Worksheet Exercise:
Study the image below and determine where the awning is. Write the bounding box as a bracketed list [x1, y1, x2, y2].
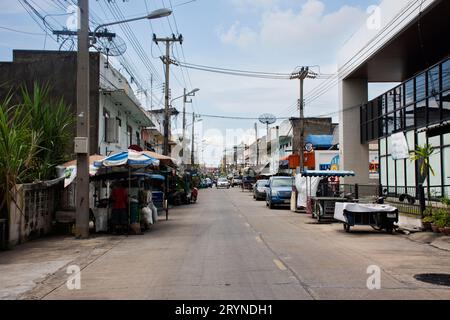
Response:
[417, 121, 450, 137]
[95, 150, 159, 168]
[91, 171, 165, 181]
[143, 150, 176, 167]
[60, 154, 106, 188]
[302, 170, 356, 177]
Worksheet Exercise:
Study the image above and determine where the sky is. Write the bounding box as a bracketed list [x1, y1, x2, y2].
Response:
[0, 0, 396, 166]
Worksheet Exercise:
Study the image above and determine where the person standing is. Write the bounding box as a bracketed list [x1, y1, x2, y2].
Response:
[110, 181, 128, 234]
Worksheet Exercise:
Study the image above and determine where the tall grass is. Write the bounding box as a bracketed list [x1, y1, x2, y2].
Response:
[0, 83, 73, 220]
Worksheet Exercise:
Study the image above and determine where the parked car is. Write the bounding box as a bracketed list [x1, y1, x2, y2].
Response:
[266, 176, 294, 209]
[205, 178, 213, 188]
[216, 177, 231, 189]
[253, 179, 269, 200]
[232, 176, 242, 187]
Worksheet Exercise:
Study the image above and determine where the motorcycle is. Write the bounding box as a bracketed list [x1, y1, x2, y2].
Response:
[191, 187, 198, 203]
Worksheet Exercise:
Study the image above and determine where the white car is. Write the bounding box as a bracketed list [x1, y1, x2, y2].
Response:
[216, 178, 230, 189]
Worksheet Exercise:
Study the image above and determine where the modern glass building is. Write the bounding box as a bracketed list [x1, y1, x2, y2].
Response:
[361, 57, 450, 197]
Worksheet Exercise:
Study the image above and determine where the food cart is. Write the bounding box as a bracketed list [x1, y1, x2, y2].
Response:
[303, 170, 357, 222]
[334, 202, 399, 233]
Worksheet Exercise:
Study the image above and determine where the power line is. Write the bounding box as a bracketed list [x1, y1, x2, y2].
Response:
[0, 26, 45, 36]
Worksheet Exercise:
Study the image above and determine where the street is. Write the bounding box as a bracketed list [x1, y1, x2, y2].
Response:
[16, 187, 449, 300]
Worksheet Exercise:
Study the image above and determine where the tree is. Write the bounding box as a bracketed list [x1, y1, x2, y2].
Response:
[410, 143, 436, 184]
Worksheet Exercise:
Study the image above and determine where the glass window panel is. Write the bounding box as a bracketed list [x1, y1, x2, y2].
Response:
[395, 85, 404, 109]
[381, 95, 387, 114]
[381, 156, 387, 186]
[387, 135, 392, 155]
[405, 79, 414, 105]
[416, 99, 427, 128]
[429, 150, 442, 192]
[388, 156, 396, 187]
[387, 113, 395, 135]
[416, 73, 426, 101]
[406, 131, 415, 151]
[428, 97, 440, 123]
[406, 156, 416, 187]
[442, 90, 450, 120]
[405, 105, 414, 128]
[428, 66, 440, 96]
[429, 135, 440, 148]
[444, 148, 450, 197]
[395, 109, 403, 131]
[387, 91, 395, 113]
[396, 160, 405, 187]
[418, 131, 426, 147]
[443, 59, 450, 91]
[444, 133, 450, 146]
[380, 138, 387, 156]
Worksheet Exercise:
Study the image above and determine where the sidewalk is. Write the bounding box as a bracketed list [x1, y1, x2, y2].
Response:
[407, 232, 450, 252]
[0, 234, 124, 300]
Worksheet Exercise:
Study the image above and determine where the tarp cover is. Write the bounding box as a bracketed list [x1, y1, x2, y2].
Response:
[306, 135, 333, 148]
[95, 150, 160, 168]
[334, 202, 398, 223]
[302, 170, 356, 177]
[295, 175, 321, 208]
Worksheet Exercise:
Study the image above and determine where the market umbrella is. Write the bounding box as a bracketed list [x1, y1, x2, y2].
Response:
[60, 154, 105, 188]
[94, 150, 160, 168]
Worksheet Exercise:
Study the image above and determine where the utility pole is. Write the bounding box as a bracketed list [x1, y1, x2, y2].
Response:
[255, 123, 259, 166]
[75, 0, 90, 238]
[182, 88, 187, 165]
[191, 112, 195, 166]
[290, 67, 317, 171]
[153, 34, 183, 156]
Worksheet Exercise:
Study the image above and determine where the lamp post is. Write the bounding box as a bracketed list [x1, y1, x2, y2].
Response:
[75, 3, 171, 238]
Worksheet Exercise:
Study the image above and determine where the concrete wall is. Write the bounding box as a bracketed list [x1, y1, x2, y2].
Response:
[0, 50, 100, 155]
[339, 78, 369, 184]
[8, 184, 55, 247]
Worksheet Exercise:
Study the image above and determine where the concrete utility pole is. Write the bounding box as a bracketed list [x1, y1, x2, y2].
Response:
[153, 34, 183, 156]
[290, 67, 317, 171]
[255, 123, 259, 166]
[182, 88, 187, 164]
[191, 112, 195, 166]
[75, 0, 90, 238]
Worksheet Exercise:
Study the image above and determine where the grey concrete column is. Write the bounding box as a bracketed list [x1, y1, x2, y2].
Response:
[339, 78, 369, 184]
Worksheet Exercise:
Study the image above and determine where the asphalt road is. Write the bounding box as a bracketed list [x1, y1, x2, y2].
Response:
[44, 187, 450, 300]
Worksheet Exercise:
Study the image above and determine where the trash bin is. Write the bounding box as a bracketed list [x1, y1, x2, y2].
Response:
[130, 199, 140, 224]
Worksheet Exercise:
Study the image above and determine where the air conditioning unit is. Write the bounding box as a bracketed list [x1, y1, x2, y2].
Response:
[106, 118, 119, 143]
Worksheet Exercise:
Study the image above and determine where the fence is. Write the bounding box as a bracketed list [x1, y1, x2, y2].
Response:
[7, 182, 58, 246]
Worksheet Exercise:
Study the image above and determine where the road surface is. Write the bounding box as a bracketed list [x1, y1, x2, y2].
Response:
[39, 188, 450, 299]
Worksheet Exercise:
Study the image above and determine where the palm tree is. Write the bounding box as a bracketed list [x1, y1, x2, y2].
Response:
[410, 143, 436, 183]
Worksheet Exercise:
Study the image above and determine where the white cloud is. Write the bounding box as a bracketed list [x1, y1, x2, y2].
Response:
[231, 0, 280, 11]
[220, 0, 367, 59]
[219, 22, 258, 49]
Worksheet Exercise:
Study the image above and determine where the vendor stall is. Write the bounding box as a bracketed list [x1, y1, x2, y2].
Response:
[303, 170, 357, 222]
[334, 202, 399, 233]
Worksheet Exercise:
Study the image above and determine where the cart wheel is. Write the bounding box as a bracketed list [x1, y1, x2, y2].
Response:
[343, 223, 351, 233]
[386, 224, 394, 234]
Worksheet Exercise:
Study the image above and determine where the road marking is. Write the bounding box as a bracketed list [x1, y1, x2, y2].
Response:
[255, 236, 262, 243]
[273, 259, 287, 271]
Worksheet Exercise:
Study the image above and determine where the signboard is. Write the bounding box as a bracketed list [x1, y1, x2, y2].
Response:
[390, 132, 410, 160]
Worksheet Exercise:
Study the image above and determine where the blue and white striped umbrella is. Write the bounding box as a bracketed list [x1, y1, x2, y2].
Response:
[94, 150, 160, 168]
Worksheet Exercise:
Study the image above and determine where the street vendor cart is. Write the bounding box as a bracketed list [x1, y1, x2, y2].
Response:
[303, 170, 357, 222]
[334, 202, 399, 233]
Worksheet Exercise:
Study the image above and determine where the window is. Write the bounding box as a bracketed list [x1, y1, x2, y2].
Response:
[428, 66, 440, 96]
[380, 138, 387, 157]
[388, 157, 396, 187]
[396, 160, 405, 187]
[416, 73, 426, 101]
[406, 155, 416, 186]
[443, 59, 450, 91]
[405, 79, 414, 105]
[442, 90, 450, 120]
[103, 109, 110, 142]
[387, 90, 395, 113]
[405, 105, 414, 128]
[395, 109, 404, 131]
[380, 156, 387, 186]
[387, 113, 395, 135]
[395, 85, 404, 109]
[428, 97, 440, 123]
[444, 147, 450, 197]
[127, 125, 132, 146]
[416, 100, 427, 128]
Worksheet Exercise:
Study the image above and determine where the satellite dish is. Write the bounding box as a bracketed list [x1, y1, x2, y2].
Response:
[96, 35, 127, 57]
[258, 113, 277, 125]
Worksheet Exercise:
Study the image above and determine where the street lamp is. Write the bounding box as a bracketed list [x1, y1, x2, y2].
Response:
[92, 8, 172, 44]
[75, 2, 171, 239]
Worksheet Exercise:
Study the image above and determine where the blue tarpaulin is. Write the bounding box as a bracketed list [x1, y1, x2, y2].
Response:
[302, 170, 356, 177]
[306, 135, 333, 149]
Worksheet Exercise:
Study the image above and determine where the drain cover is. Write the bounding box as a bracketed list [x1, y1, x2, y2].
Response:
[414, 274, 450, 286]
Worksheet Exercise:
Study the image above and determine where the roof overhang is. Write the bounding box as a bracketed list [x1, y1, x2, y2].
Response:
[341, 0, 449, 82]
[101, 89, 154, 127]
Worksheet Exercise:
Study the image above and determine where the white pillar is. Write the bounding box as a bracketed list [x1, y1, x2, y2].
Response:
[339, 78, 370, 184]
